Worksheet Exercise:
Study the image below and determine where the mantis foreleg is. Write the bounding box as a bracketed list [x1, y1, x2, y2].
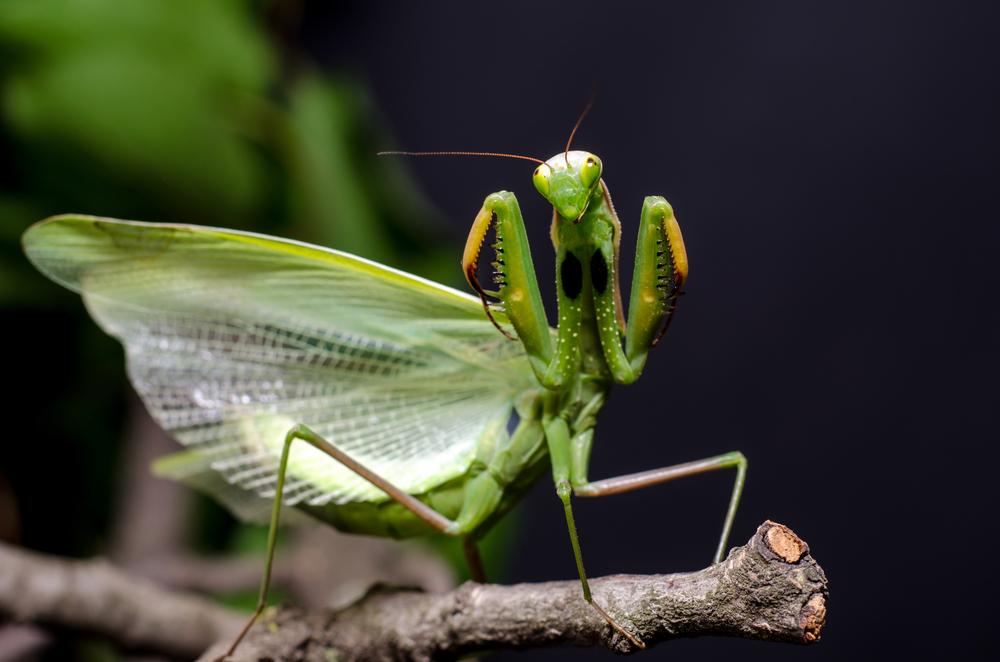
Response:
[623, 196, 687, 371]
[465, 192, 688, 389]
[464, 192, 553, 378]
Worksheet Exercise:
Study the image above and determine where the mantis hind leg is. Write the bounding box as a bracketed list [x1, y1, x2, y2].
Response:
[573, 451, 748, 564]
[212, 423, 460, 662]
[463, 536, 487, 583]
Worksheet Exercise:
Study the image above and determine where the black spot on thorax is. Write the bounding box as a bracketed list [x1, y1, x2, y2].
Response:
[561, 252, 583, 299]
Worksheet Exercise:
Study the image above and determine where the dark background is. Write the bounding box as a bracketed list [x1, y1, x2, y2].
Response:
[300, 2, 997, 660]
[3, 1, 997, 661]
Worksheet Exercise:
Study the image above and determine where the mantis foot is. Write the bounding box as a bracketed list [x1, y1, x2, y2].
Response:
[590, 599, 645, 650]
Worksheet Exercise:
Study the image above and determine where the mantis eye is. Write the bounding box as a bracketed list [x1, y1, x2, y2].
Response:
[579, 154, 602, 189]
[533, 164, 552, 197]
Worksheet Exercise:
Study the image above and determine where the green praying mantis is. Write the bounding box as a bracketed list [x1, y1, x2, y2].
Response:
[22, 122, 747, 655]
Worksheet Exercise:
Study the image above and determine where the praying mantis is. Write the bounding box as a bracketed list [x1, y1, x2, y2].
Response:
[21, 123, 747, 656]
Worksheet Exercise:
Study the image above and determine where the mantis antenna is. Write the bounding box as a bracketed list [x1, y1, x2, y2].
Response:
[377, 150, 547, 165]
[381, 91, 597, 167]
[564, 92, 595, 165]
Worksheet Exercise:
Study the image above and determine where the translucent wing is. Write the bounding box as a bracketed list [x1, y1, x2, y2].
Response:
[24, 215, 536, 512]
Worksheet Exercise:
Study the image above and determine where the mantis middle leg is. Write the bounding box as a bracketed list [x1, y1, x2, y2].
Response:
[547, 417, 747, 649]
[572, 449, 748, 565]
[560, 393, 747, 564]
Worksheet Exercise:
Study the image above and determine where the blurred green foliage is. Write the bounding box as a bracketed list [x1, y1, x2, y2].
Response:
[0, 0, 464, 568]
[0, 0, 455, 281]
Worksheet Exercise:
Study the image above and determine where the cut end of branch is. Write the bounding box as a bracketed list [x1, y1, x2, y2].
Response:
[753, 521, 826, 645]
[801, 594, 827, 643]
[763, 520, 808, 562]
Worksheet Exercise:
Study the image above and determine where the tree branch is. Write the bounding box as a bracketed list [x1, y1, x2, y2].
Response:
[0, 522, 826, 661]
[204, 521, 826, 661]
[0, 541, 244, 659]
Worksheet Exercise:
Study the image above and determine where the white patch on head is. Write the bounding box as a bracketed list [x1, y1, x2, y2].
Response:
[545, 150, 591, 171]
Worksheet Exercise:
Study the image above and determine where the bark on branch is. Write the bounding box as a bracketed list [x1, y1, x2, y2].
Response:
[213, 521, 826, 661]
[0, 521, 826, 661]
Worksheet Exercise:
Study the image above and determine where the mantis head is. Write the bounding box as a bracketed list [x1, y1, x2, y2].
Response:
[533, 150, 603, 222]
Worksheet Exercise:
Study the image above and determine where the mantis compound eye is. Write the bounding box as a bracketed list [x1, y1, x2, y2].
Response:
[533, 164, 552, 197]
[579, 154, 602, 189]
